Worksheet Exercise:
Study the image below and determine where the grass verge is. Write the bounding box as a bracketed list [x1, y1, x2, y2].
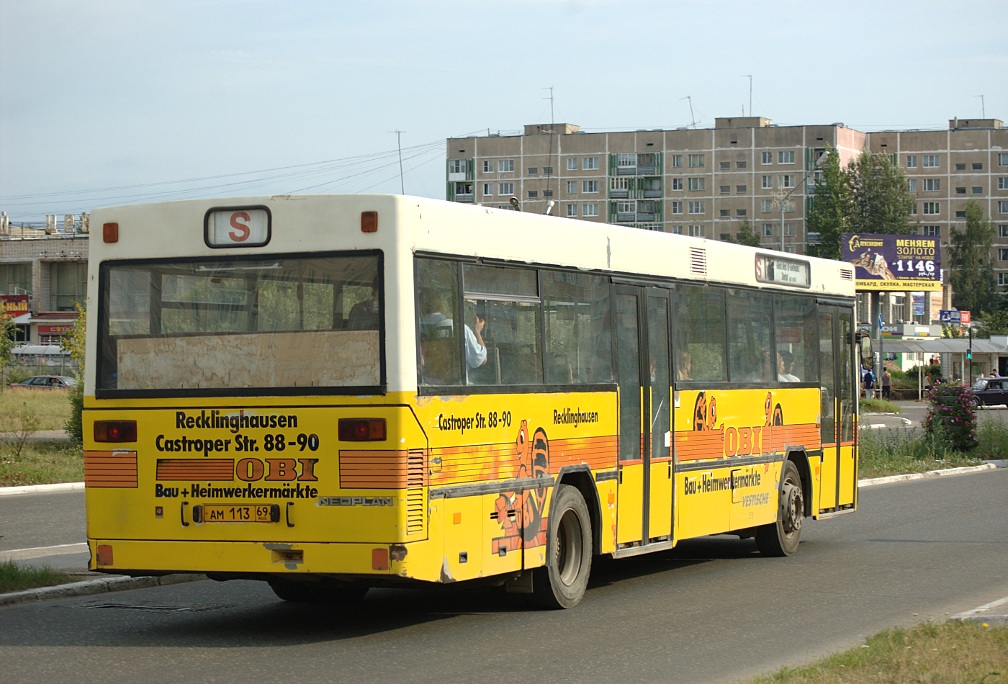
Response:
[0, 442, 83, 488]
[754, 620, 1008, 683]
[0, 389, 72, 431]
[0, 560, 80, 593]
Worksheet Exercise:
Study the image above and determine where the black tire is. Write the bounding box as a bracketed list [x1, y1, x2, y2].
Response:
[971, 396, 981, 410]
[756, 460, 804, 557]
[268, 578, 369, 604]
[530, 484, 592, 609]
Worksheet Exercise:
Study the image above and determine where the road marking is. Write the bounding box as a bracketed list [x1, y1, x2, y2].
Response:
[0, 542, 88, 561]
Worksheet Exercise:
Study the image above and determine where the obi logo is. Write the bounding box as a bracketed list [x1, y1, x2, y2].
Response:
[235, 457, 318, 482]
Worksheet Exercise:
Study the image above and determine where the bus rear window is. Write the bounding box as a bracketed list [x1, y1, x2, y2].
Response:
[97, 253, 382, 395]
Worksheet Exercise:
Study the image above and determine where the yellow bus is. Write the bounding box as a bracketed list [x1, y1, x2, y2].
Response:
[84, 194, 864, 608]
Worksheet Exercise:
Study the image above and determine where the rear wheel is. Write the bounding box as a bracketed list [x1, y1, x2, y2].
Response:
[530, 484, 592, 609]
[268, 578, 369, 604]
[756, 460, 804, 557]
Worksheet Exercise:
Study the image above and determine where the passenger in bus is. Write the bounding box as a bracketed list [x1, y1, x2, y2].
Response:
[348, 276, 379, 329]
[418, 292, 487, 382]
[778, 351, 800, 382]
[676, 349, 692, 381]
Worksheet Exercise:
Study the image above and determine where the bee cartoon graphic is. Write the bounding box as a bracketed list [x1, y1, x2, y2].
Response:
[693, 391, 717, 431]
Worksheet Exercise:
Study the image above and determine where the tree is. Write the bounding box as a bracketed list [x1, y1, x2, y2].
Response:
[0, 311, 13, 369]
[948, 200, 1000, 316]
[805, 148, 851, 259]
[845, 149, 916, 236]
[734, 218, 761, 247]
[62, 303, 86, 443]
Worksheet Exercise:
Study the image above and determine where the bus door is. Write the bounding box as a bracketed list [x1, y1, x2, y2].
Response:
[614, 287, 673, 547]
[817, 305, 857, 511]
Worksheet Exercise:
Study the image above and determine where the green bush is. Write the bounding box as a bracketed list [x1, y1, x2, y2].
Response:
[922, 382, 978, 453]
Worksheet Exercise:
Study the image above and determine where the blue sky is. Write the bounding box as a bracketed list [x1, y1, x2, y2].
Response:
[1, 0, 1005, 222]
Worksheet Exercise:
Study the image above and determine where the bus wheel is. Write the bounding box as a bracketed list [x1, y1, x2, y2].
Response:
[531, 484, 592, 609]
[268, 578, 368, 604]
[756, 460, 804, 557]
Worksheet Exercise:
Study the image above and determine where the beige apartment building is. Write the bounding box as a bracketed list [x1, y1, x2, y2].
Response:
[445, 116, 1008, 289]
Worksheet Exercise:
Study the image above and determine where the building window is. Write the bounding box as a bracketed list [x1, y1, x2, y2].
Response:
[923, 178, 941, 192]
[736, 185, 746, 194]
[719, 161, 730, 170]
[1000, 224, 1008, 238]
[482, 160, 492, 173]
[543, 166, 553, 175]
[973, 162, 983, 171]
[761, 199, 774, 212]
[955, 163, 966, 171]
[567, 158, 577, 171]
[528, 167, 538, 175]
[923, 155, 940, 168]
[908, 178, 918, 193]
[999, 273, 1008, 286]
[671, 178, 683, 191]
[688, 154, 705, 168]
[670, 225, 683, 234]
[1000, 153, 1008, 167]
[618, 201, 635, 214]
[670, 154, 683, 168]
[582, 180, 599, 194]
[688, 225, 704, 237]
[736, 209, 747, 217]
[973, 186, 983, 194]
[1000, 249, 1008, 262]
[528, 190, 538, 199]
[762, 175, 772, 189]
[923, 202, 940, 215]
[483, 183, 492, 196]
[922, 225, 940, 237]
[778, 150, 795, 164]
[610, 177, 630, 193]
[956, 186, 966, 195]
[1000, 177, 1008, 190]
[761, 151, 772, 165]
[720, 185, 730, 194]
[671, 201, 683, 214]
[955, 210, 967, 218]
[688, 201, 705, 214]
[499, 182, 514, 195]
[448, 159, 465, 174]
[783, 223, 795, 237]
[567, 181, 578, 194]
[566, 204, 577, 217]
[498, 160, 514, 173]
[617, 153, 636, 170]
[50, 262, 87, 311]
[688, 177, 705, 191]
[780, 175, 794, 189]
[583, 203, 598, 217]
[719, 209, 730, 218]
[906, 155, 917, 168]
[736, 160, 747, 169]
[762, 223, 774, 237]
[583, 157, 599, 170]
[999, 201, 1008, 214]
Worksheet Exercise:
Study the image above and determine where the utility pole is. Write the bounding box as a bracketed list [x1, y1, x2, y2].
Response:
[742, 74, 752, 116]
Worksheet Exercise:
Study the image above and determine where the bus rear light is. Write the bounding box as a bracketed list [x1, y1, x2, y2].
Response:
[103, 222, 119, 243]
[94, 420, 137, 443]
[338, 418, 386, 441]
[361, 211, 378, 233]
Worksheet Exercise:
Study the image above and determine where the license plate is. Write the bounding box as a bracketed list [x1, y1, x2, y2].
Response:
[197, 504, 279, 523]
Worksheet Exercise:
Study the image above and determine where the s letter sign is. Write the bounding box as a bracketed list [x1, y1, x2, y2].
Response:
[205, 207, 271, 248]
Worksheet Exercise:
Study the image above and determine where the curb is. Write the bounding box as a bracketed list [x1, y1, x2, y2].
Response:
[0, 573, 206, 607]
[952, 595, 1008, 627]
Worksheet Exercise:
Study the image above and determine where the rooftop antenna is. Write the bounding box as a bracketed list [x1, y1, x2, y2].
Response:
[742, 74, 752, 116]
[394, 130, 405, 194]
[976, 94, 985, 118]
[682, 96, 696, 128]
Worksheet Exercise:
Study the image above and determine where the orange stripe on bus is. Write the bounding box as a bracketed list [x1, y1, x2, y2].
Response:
[340, 450, 428, 489]
[84, 450, 138, 488]
[155, 459, 235, 481]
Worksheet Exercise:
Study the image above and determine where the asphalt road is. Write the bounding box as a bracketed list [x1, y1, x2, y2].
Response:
[0, 468, 1006, 684]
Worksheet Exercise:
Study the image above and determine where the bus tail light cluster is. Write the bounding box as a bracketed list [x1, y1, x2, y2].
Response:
[94, 420, 137, 443]
[338, 418, 386, 442]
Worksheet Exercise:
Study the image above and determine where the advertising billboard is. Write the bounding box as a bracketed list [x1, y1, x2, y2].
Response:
[841, 233, 941, 292]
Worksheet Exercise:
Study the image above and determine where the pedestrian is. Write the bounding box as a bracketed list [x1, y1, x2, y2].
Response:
[862, 367, 875, 399]
[881, 368, 892, 400]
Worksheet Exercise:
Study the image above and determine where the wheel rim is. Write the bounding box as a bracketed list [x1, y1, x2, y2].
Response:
[555, 508, 584, 587]
[781, 473, 803, 536]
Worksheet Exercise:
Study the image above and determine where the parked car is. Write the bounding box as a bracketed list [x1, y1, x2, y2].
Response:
[9, 375, 77, 390]
[970, 376, 1008, 408]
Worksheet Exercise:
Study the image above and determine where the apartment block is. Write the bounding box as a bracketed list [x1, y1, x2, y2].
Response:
[446, 117, 1008, 282]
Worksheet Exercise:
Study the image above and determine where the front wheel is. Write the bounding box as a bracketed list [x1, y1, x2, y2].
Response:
[756, 460, 804, 557]
[530, 484, 592, 609]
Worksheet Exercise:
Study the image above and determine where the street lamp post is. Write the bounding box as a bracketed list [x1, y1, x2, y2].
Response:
[770, 151, 830, 253]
